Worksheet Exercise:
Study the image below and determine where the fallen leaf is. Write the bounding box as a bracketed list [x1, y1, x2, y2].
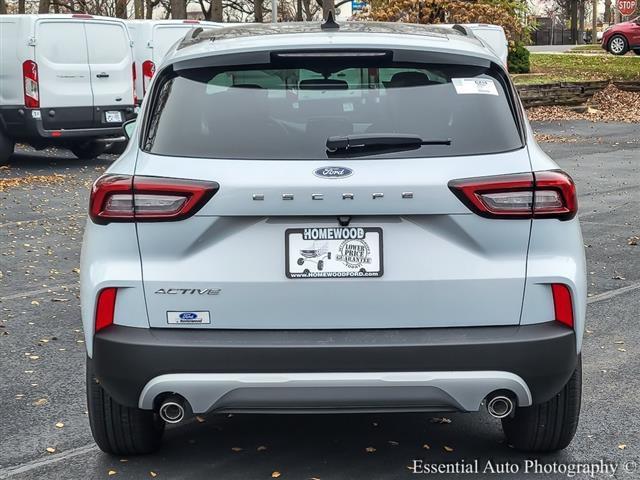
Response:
[29, 355, 39, 360]
[257, 445, 268, 451]
[119, 459, 128, 463]
[365, 446, 376, 453]
[422, 443, 431, 450]
[443, 446, 454, 452]
[614, 341, 624, 344]
[150, 472, 157, 478]
[33, 398, 48, 406]
[108, 470, 117, 476]
[429, 417, 451, 424]
[195, 416, 205, 423]
[231, 447, 243, 452]
[618, 444, 626, 450]
[46, 447, 56, 453]
[271, 472, 281, 478]
[618, 348, 627, 352]
[55, 422, 64, 428]
[387, 440, 399, 446]
[31, 300, 39, 306]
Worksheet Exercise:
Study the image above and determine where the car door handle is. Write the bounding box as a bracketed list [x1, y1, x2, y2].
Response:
[96, 73, 109, 78]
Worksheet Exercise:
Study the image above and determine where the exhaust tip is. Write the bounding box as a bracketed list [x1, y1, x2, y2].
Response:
[487, 395, 514, 419]
[159, 400, 185, 424]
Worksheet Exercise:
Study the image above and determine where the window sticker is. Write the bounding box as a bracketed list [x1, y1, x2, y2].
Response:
[452, 78, 499, 96]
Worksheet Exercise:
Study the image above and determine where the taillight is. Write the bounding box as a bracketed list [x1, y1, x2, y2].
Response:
[142, 60, 155, 95]
[448, 170, 577, 220]
[551, 284, 574, 328]
[22, 60, 39, 109]
[132, 63, 138, 105]
[89, 174, 219, 224]
[95, 287, 117, 332]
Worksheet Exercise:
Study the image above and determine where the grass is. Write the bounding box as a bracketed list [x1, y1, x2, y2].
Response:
[512, 53, 640, 85]
[570, 44, 603, 52]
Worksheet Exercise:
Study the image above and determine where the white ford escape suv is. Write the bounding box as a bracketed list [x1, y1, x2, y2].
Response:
[80, 21, 586, 455]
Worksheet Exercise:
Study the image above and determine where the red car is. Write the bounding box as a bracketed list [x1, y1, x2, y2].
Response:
[602, 17, 640, 55]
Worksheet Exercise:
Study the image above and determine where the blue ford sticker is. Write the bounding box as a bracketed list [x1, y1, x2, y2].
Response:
[167, 311, 210, 324]
[314, 166, 353, 179]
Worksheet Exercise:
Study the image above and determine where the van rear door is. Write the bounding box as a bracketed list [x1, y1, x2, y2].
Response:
[85, 20, 134, 113]
[151, 24, 193, 65]
[34, 19, 93, 128]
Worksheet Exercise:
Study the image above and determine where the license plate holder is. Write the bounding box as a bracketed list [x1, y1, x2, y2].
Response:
[285, 227, 383, 279]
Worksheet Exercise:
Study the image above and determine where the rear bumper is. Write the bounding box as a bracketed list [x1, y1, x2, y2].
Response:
[0, 106, 136, 142]
[92, 322, 577, 413]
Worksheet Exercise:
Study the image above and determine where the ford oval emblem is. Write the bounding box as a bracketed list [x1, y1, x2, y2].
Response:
[179, 312, 198, 320]
[314, 166, 353, 179]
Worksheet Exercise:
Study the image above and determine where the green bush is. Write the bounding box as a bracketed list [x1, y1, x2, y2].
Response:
[508, 42, 530, 73]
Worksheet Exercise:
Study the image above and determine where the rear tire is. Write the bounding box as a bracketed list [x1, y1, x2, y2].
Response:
[501, 356, 581, 452]
[105, 141, 128, 155]
[70, 141, 107, 160]
[86, 357, 165, 455]
[0, 129, 15, 165]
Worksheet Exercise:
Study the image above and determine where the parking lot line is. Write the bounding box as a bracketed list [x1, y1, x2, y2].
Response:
[0, 444, 98, 479]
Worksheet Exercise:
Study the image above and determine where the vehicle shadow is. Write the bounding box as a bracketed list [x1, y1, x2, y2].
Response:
[5, 148, 116, 171]
[89, 412, 578, 480]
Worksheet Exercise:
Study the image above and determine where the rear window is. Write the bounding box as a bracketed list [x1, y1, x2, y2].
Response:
[143, 56, 523, 159]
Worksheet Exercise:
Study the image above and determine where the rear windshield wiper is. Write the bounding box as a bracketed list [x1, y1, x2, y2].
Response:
[326, 134, 452, 155]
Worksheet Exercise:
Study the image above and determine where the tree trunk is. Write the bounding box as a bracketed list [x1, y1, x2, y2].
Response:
[296, 0, 302, 20]
[170, 0, 186, 19]
[116, 0, 127, 18]
[210, 0, 222, 21]
[38, 0, 51, 13]
[322, 0, 334, 20]
[0, 0, 6, 14]
[578, 0, 585, 44]
[604, 0, 611, 23]
[592, 0, 598, 44]
[146, 0, 154, 18]
[254, 0, 263, 22]
[18, 0, 26, 13]
[135, 0, 144, 18]
[570, 0, 578, 44]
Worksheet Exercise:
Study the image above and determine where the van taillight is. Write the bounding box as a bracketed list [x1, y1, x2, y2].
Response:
[22, 60, 39, 109]
[132, 63, 138, 105]
[142, 60, 155, 95]
[448, 170, 577, 220]
[89, 174, 219, 224]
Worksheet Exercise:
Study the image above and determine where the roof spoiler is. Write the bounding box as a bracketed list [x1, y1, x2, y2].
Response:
[451, 24, 476, 38]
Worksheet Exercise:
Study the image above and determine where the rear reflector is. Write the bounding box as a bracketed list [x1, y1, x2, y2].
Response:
[551, 284, 574, 328]
[89, 175, 219, 224]
[22, 60, 39, 109]
[95, 288, 117, 332]
[448, 170, 577, 220]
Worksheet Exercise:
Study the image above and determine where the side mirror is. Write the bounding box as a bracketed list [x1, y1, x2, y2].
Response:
[123, 119, 137, 140]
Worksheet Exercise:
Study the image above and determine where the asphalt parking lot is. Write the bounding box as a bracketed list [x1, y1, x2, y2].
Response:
[1, 121, 639, 479]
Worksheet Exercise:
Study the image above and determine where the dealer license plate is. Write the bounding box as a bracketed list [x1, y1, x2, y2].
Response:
[105, 111, 123, 123]
[285, 227, 383, 279]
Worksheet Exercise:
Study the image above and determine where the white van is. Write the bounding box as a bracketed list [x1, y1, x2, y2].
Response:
[127, 20, 223, 100]
[444, 24, 509, 67]
[0, 14, 136, 163]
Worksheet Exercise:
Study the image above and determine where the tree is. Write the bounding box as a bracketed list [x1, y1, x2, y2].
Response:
[365, 0, 530, 42]
[170, 0, 186, 18]
[38, 0, 50, 13]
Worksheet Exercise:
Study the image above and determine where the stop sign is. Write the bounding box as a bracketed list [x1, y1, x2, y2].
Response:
[617, 0, 637, 16]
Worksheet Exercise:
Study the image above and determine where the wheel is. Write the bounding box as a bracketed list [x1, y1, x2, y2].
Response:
[70, 141, 107, 160]
[608, 35, 628, 55]
[0, 129, 15, 165]
[105, 140, 128, 155]
[297, 258, 304, 266]
[317, 260, 324, 271]
[86, 357, 164, 455]
[501, 357, 581, 452]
